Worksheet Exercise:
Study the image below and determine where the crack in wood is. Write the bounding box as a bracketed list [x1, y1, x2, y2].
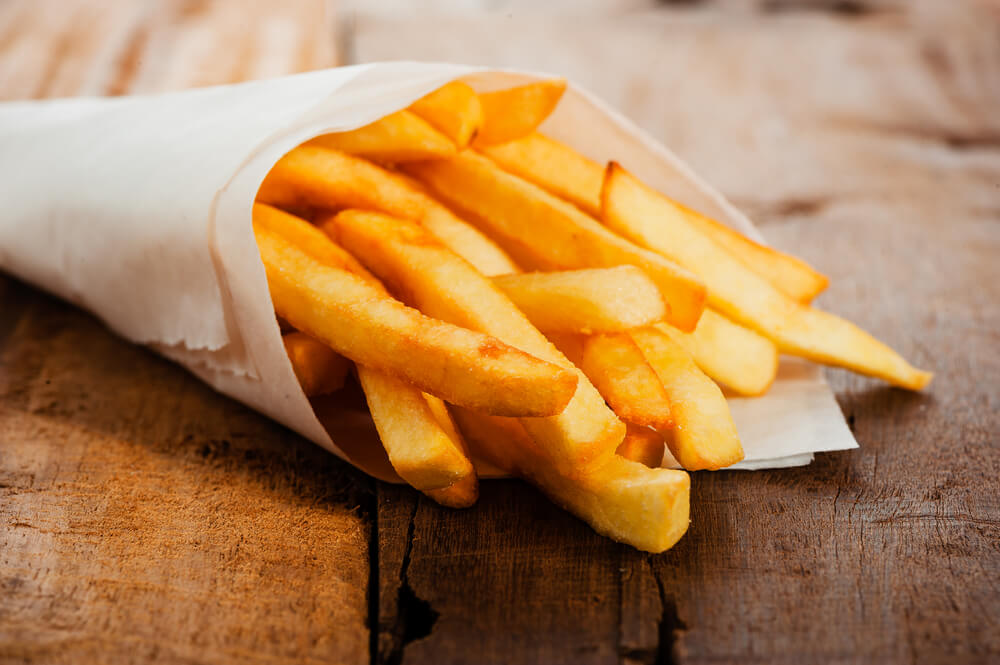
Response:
[773, 197, 831, 217]
[367, 484, 380, 665]
[873, 513, 1000, 527]
[828, 114, 1000, 152]
[615, 549, 624, 663]
[381, 497, 439, 665]
[761, 0, 886, 17]
[939, 134, 1000, 151]
[649, 556, 688, 665]
[660, 0, 892, 13]
[4, 1, 997, 662]
[619, 645, 659, 664]
[880, 126, 1000, 151]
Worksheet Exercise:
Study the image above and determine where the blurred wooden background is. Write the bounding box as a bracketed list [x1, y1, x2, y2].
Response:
[1, 1, 998, 664]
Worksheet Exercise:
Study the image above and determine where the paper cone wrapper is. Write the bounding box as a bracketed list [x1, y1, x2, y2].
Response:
[0, 62, 857, 480]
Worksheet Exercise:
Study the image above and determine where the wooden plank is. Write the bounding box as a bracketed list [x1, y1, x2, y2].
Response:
[2, 0, 997, 662]
[0, 282, 371, 665]
[376, 481, 623, 665]
[0, 3, 370, 664]
[352, 3, 1000, 663]
[0, 0, 336, 101]
[122, 0, 336, 94]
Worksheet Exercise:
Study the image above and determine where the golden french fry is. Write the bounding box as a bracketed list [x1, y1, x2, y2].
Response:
[481, 132, 602, 216]
[307, 109, 456, 163]
[404, 151, 706, 332]
[603, 164, 932, 390]
[473, 79, 567, 147]
[257, 145, 519, 276]
[616, 423, 666, 469]
[424, 393, 465, 448]
[482, 132, 826, 301]
[425, 472, 478, 508]
[357, 367, 477, 507]
[629, 327, 744, 471]
[253, 206, 577, 416]
[282, 331, 351, 396]
[676, 205, 828, 303]
[409, 80, 483, 148]
[544, 332, 586, 367]
[657, 311, 778, 397]
[491, 266, 666, 334]
[258, 204, 479, 506]
[579, 333, 673, 431]
[254, 197, 377, 279]
[325, 209, 626, 471]
[451, 407, 689, 553]
[420, 394, 480, 506]
[449, 408, 541, 476]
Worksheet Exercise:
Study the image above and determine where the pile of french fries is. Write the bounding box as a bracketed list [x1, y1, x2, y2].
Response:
[254, 79, 931, 552]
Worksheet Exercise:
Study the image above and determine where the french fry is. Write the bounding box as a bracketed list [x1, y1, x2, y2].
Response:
[629, 327, 744, 470]
[616, 423, 666, 469]
[253, 206, 577, 416]
[567, 326, 748, 469]
[282, 331, 350, 396]
[424, 393, 466, 449]
[579, 333, 673, 431]
[480, 132, 602, 216]
[257, 145, 519, 276]
[482, 132, 827, 301]
[491, 266, 666, 334]
[403, 151, 707, 332]
[425, 472, 478, 508]
[449, 408, 543, 476]
[307, 109, 456, 163]
[603, 164, 932, 390]
[450, 407, 689, 553]
[357, 367, 477, 508]
[676, 206, 828, 303]
[325, 209, 626, 470]
[254, 197, 378, 279]
[473, 79, 567, 147]
[658, 311, 778, 397]
[257, 205, 479, 506]
[545, 332, 585, 365]
[409, 80, 483, 148]
[422, 394, 481, 507]
[246, 75, 929, 551]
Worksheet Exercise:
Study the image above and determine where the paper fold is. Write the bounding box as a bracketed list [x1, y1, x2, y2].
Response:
[0, 62, 857, 477]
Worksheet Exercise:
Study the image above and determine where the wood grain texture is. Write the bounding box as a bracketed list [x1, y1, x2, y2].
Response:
[0, 2, 366, 664]
[375, 482, 624, 664]
[0, 0, 336, 100]
[0, 283, 371, 665]
[349, 1, 1000, 662]
[1, 0, 998, 663]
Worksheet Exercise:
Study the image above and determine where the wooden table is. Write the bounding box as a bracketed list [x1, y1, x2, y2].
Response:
[1, 1, 997, 663]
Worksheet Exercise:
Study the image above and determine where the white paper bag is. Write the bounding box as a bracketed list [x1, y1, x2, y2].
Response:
[0, 62, 856, 479]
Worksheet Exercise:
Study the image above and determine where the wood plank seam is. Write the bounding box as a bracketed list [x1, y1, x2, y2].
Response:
[378, 497, 440, 665]
[650, 562, 688, 665]
[368, 487, 381, 665]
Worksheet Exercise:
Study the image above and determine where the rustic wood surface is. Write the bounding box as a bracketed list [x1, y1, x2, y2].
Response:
[0, 2, 369, 665]
[1, 1, 998, 664]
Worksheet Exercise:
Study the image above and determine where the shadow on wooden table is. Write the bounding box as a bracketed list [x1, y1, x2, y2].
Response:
[0, 275, 373, 513]
[835, 381, 937, 430]
[1, 274, 375, 663]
